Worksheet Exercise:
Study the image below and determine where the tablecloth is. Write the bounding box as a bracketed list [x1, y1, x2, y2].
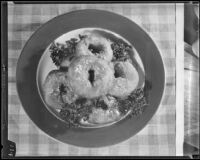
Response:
[8, 3, 176, 156]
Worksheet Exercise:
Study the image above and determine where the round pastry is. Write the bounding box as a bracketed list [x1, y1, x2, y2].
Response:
[109, 61, 139, 97]
[76, 34, 113, 61]
[67, 55, 114, 98]
[43, 70, 78, 109]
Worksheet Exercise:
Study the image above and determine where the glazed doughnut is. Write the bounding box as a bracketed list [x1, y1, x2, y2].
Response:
[67, 55, 114, 98]
[109, 61, 139, 97]
[43, 70, 78, 109]
[76, 34, 113, 61]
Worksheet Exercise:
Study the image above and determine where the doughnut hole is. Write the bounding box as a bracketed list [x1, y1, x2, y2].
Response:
[88, 44, 104, 54]
[88, 69, 95, 86]
[59, 84, 67, 94]
[114, 63, 126, 78]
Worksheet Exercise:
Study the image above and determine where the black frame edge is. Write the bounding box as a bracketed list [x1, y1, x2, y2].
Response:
[1, 1, 8, 157]
[1, 1, 16, 159]
[1, 1, 199, 158]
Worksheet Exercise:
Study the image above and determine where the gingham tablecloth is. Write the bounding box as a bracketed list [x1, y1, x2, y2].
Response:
[8, 3, 176, 156]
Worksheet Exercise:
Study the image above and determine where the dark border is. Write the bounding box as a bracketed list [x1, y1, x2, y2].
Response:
[1, 0, 199, 159]
[1, 1, 9, 158]
[6, 156, 192, 159]
[12, 1, 200, 4]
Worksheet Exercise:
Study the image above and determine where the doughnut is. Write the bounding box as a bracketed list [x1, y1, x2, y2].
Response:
[67, 55, 114, 98]
[43, 70, 78, 109]
[76, 34, 113, 61]
[87, 107, 121, 124]
[109, 61, 139, 97]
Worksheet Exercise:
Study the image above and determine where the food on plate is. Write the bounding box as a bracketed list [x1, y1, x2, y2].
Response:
[68, 55, 114, 98]
[76, 33, 113, 61]
[109, 61, 139, 97]
[50, 38, 78, 67]
[43, 70, 78, 109]
[111, 39, 132, 61]
[43, 29, 147, 127]
[87, 107, 121, 124]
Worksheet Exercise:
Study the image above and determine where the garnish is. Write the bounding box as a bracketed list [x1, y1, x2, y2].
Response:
[49, 38, 78, 66]
[117, 88, 147, 116]
[111, 41, 132, 61]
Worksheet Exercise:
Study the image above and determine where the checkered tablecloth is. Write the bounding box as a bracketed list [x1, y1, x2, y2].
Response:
[8, 3, 176, 156]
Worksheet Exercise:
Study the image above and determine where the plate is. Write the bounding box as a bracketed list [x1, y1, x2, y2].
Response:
[37, 27, 145, 128]
[16, 9, 165, 147]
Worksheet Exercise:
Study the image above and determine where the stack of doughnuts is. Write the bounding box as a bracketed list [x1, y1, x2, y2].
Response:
[43, 32, 140, 124]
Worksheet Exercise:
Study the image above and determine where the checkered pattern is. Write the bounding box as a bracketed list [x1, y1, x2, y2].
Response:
[8, 3, 176, 156]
